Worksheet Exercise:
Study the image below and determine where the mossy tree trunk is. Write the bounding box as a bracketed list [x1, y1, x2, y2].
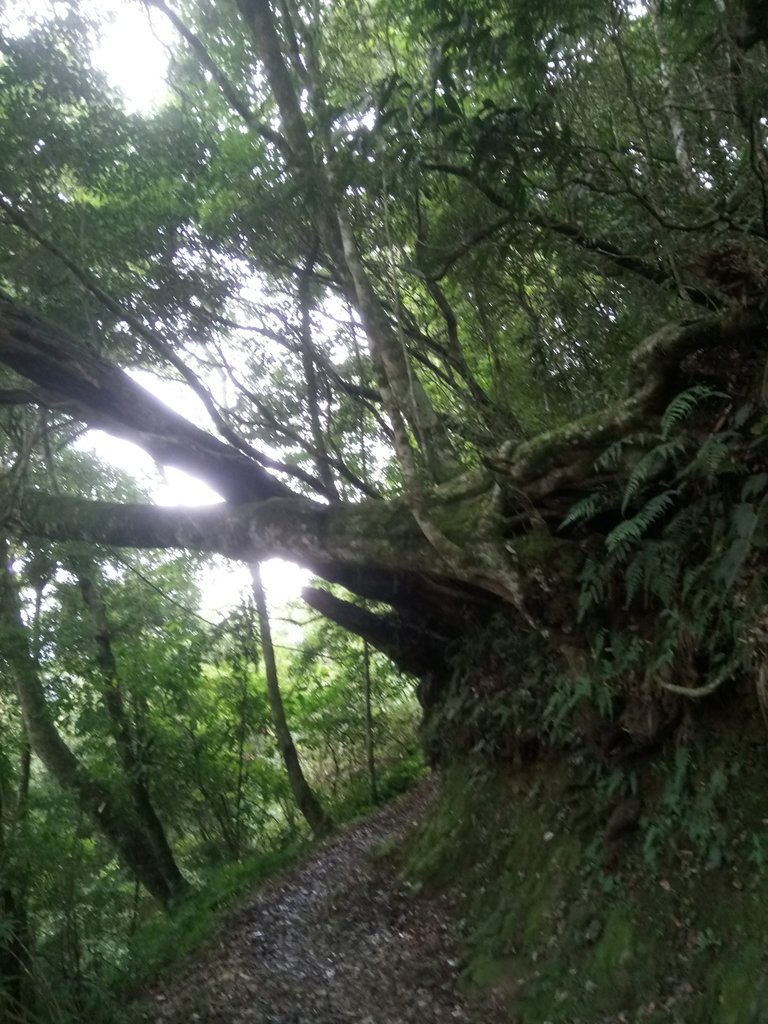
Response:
[0, 540, 188, 908]
[74, 562, 189, 900]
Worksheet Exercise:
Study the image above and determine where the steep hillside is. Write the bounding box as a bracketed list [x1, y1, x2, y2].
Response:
[406, 691, 768, 1023]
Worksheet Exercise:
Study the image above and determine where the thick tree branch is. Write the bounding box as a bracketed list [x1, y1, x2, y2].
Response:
[0, 200, 324, 493]
[493, 310, 767, 493]
[0, 296, 293, 502]
[302, 587, 447, 677]
[14, 491, 442, 578]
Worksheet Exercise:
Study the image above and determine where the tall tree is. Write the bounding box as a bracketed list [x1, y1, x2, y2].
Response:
[0, 0, 766, 757]
[0, 540, 189, 907]
[72, 560, 189, 897]
[250, 563, 332, 837]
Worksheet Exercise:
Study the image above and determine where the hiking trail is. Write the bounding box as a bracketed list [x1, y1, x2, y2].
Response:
[142, 782, 504, 1023]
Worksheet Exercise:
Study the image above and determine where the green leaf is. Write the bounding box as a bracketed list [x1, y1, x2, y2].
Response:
[661, 386, 724, 440]
[732, 502, 758, 541]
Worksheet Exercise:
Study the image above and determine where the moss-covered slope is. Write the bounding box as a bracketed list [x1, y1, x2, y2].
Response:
[404, 736, 768, 1024]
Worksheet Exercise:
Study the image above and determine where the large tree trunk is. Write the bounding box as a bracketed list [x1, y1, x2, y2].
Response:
[3, 280, 768, 755]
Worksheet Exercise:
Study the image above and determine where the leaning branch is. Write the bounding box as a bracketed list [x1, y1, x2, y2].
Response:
[14, 491, 442, 579]
[492, 310, 767, 495]
[302, 586, 445, 677]
[0, 201, 325, 494]
[0, 297, 293, 502]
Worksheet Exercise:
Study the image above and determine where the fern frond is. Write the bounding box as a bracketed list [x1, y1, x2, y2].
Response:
[622, 441, 686, 512]
[624, 540, 681, 608]
[649, 543, 681, 604]
[606, 518, 644, 558]
[561, 491, 604, 530]
[624, 551, 646, 607]
[661, 385, 727, 440]
[608, 490, 677, 558]
[577, 560, 609, 621]
[679, 432, 738, 480]
[595, 440, 625, 470]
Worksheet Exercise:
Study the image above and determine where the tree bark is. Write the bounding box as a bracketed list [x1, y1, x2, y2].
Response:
[4, 298, 767, 676]
[0, 541, 187, 907]
[74, 563, 189, 900]
[650, 0, 702, 196]
[298, 245, 339, 499]
[250, 563, 332, 838]
[0, 296, 292, 503]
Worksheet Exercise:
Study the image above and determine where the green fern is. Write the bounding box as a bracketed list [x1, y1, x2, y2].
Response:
[679, 432, 738, 479]
[624, 540, 681, 607]
[660, 385, 727, 440]
[595, 439, 625, 470]
[560, 489, 606, 529]
[622, 440, 686, 512]
[608, 489, 677, 558]
[565, 379, 765, 734]
[577, 559, 609, 621]
[623, 551, 645, 607]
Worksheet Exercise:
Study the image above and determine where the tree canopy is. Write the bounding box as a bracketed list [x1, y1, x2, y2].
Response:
[1, 0, 767, 740]
[3, 0, 768, 677]
[2, 0, 768, 1018]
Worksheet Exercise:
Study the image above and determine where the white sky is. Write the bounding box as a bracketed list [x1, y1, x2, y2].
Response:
[94, 3, 172, 112]
[0, 1, 172, 111]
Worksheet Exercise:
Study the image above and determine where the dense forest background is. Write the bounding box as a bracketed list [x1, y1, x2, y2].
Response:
[1, 0, 768, 1020]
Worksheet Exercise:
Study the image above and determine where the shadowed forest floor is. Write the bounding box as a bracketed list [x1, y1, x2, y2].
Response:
[140, 781, 504, 1023]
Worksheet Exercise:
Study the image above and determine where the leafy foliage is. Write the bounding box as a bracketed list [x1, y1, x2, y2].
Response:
[0, 0, 767, 1017]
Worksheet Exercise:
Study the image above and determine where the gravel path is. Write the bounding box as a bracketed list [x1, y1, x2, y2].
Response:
[143, 782, 504, 1024]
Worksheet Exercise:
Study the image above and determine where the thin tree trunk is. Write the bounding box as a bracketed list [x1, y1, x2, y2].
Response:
[250, 563, 332, 837]
[233, 665, 248, 861]
[74, 565, 190, 900]
[298, 243, 339, 499]
[651, 0, 700, 195]
[362, 639, 378, 804]
[0, 541, 183, 907]
[0, 774, 33, 1019]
